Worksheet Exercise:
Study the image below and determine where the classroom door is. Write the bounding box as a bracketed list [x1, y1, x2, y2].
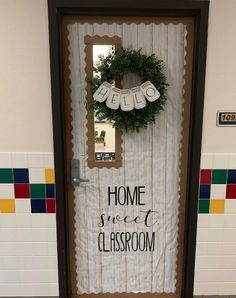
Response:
[62, 16, 194, 298]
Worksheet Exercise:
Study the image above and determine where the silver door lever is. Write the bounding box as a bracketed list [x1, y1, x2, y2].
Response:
[71, 159, 90, 187]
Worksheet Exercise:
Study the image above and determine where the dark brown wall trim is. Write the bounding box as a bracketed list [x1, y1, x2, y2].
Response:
[47, 1, 209, 298]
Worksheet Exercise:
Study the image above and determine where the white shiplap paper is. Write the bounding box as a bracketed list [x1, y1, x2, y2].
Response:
[67, 22, 187, 294]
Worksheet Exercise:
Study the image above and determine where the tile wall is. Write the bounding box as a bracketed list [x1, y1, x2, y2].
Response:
[0, 153, 58, 297]
[1, 152, 236, 296]
[0, 153, 56, 214]
[199, 168, 236, 214]
[194, 154, 236, 296]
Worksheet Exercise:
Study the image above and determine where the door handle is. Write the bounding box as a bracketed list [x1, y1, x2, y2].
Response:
[71, 159, 90, 187]
[72, 177, 90, 184]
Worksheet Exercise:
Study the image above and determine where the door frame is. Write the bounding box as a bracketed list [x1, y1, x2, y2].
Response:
[47, 1, 209, 297]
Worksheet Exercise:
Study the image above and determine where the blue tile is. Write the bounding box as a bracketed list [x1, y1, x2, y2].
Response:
[31, 199, 46, 213]
[227, 170, 236, 184]
[199, 184, 211, 199]
[13, 168, 29, 183]
[46, 184, 55, 198]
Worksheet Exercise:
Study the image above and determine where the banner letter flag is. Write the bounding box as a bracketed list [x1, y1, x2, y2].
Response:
[141, 81, 160, 102]
[120, 89, 134, 111]
[106, 87, 121, 110]
[131, 86, 146, 109]
[94, 82, 112, 102]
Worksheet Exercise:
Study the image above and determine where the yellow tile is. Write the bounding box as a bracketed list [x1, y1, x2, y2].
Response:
[45, 168, 55, 184]
[0, 199, 15, 213]
[210, 199, 225, 214]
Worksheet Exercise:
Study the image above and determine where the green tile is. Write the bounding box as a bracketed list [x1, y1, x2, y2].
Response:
[0, 168, 13, 183]
[30, 184, 46, 198]
[212, 169, 227, 184]
[198, 200, 210, 213]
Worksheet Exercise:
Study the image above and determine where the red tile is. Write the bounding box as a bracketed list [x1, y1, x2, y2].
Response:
[46, 199, 56, 213]
[226, 184, 236, 199]
[14, 184, 30, 198]
[200, 169, 212, 184]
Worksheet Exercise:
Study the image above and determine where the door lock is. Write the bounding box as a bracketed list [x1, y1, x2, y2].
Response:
[71, 159, 90, 187]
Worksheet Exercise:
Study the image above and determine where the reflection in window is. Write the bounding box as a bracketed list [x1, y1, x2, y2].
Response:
[93, 45, 116, 161]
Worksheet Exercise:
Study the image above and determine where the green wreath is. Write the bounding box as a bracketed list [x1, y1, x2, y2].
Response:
[88, 47, 168, 132]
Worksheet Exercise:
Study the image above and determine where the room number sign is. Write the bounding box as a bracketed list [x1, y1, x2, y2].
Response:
[217, 112, 236, 126]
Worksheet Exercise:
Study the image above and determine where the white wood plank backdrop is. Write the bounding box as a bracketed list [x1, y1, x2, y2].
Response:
[67, 21, 187, 294]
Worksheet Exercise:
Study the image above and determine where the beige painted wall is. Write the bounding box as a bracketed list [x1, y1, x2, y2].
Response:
[201, 0, 236, 153]
[0, 0, 53, 152]
[1, 0, 236, 154]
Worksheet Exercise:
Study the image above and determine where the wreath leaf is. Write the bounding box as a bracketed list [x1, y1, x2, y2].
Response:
[88, 47, 168, 132]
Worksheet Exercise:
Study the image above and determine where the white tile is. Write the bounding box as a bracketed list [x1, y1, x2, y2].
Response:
[28, 228, 57, 242]
[219, 242, 236, 255]
[196, 241, 236, 256]
[0, 153, 12, 167]
[46, 229, 57, 242]
[11, 153, 28, 168]
[207, 214, 225, 227]
[28, 153, 45, 168]
[198, 214, 225, 228]
[224, 214, 236, 227]
[197, 214, 209, 227]
[0, 184, 14, 198]
[47, 242, 58, 256]
[225, 200, 236, 214]
[31, 256, 58, 270]
[0, 283, 22, 297]
[221, 228, 236, 242]
[18, 270, 58, 283]
[0, 242, 56, 256]
[0, 228, 57, 242]
[29, 167, 45, 183]
[212, 154, 228, 169]
[31, 214, 56, 228]
[193, 282, 219, 296]
[197, 228, 222, 242]
[210, 184, 226, 198]
[195, 241, 208, 256]
[200, 154, 213, 169]
[218, 282, 236, 295]
[15, 199, 31, 213]
[0, 256, 57, 270]
[18, 282, 59, 296]
[0, 256, 33, 270]
[0, 214, 56, 228]
[195, 269, 236, 282]
[0, 214, 31, 228]
[44, 153, 55, 168]
[195, 255, 236, 269]
[0, 269, 58, 284]
[0, 270, 21, 283]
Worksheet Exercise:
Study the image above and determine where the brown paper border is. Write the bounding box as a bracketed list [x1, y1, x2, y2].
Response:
[62, 16, 194, 298]
[85, 35, 123, 169]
